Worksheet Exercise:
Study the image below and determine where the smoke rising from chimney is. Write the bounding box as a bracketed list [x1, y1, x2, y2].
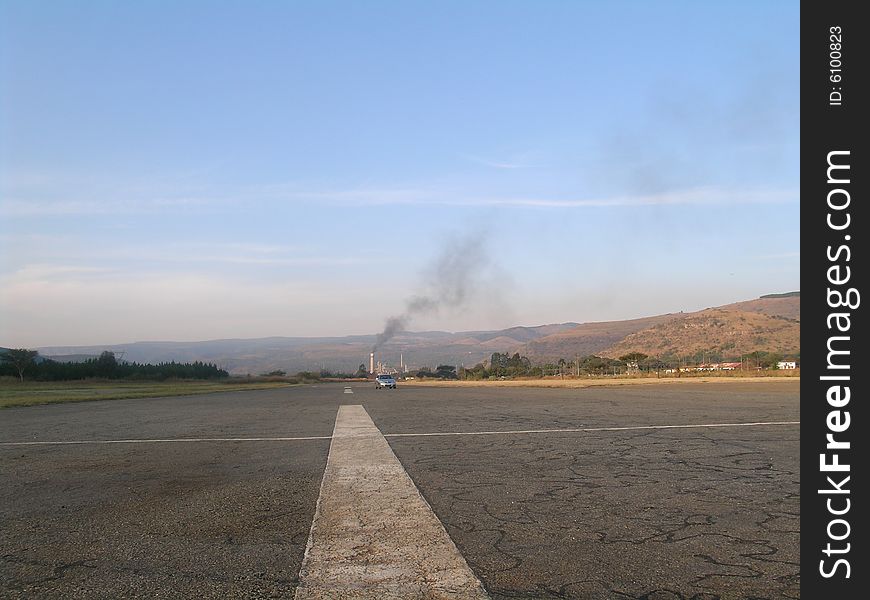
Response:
[372, 231, 490, 351]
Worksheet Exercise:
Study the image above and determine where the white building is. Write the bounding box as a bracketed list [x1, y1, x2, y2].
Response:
[777, 361, 797, 370]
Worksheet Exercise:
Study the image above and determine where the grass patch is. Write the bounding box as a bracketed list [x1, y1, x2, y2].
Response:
[0, 378, 296, 409]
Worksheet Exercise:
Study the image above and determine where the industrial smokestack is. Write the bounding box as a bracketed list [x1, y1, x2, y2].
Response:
[370, 352, 374, 375]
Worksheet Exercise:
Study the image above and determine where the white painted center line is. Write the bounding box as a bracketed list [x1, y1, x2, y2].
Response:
[294, 405, 490, 599]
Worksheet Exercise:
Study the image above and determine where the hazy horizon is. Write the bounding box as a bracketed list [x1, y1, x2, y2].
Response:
[1, 2, 799, 348]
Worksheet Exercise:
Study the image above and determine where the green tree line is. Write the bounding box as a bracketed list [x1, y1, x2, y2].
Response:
[452, 349, 798, 381]
[0, 350, 228, 381]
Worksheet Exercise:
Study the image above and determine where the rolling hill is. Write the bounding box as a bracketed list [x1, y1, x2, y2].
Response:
[517, 292, 799, 362]
[717, 293, 801, 320]
[518, 313, 688, 361]
[32, 293, 799, 374]
[598, 308, 800, 360]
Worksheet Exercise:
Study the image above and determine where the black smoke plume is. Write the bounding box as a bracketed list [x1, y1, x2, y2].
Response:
[372, 232, 489, 351]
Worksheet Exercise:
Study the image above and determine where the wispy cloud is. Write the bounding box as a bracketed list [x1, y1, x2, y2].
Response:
[282, 185, 798, 208]
[0, 199, 120, 217]
[6, 264, 119, 282]
[119, 241, 369, 267]
[0, 180, 798, 217]
[460, 154, 537, 169]
[3, 255, 367, 280]
[467, 187, 796, 207]
[0, 196, 214, 217]
[0, 239, 373, 291]
[153, 255, 365, 267]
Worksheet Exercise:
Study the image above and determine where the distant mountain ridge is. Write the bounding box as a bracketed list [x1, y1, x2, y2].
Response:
[32, 293, 799, 374]
[35, 324, 579, 376]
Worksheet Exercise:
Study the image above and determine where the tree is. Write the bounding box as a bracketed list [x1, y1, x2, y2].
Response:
[96, 351, 118, 377]
[489, 352, 509, 376]
[460, 363, 488, 380]
[1, 349, 39, 382]
[578, 355, 623, 375]
[435, 365, 458, 379]
[619, 352, 649, 363]
[296, 371, 321, 381]
[640, 356, 667, 372]
[488, 352, 532, 377]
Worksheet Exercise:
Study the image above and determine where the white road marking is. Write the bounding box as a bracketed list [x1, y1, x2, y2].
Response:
[0, 421, 800, 447]
[383, 420, 801, 438]
[0, 436, 331, 447]
[294, 405, 490, 599]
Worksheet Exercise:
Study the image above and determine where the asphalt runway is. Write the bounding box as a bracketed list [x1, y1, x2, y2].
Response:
[0, 380, 799, 599]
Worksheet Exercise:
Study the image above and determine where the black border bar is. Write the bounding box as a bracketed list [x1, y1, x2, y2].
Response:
[801, 1, 867, 596]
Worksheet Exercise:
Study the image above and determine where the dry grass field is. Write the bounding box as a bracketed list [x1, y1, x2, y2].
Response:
[405, 372, 799, 389]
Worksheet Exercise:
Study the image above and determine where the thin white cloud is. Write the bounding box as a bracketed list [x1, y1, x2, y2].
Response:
[278, 187, 432, 205]
[118, 241, 369, 267]
[0, 182, 798, 217]
[195, 242, 299, 255]
[0, 196, 213, 217]
[283, 185, 797, 208]
[480, 187, 797, 207]
[756, 251, 800, 259]
[460, 154, 535, 169]
[161, 255, 366, 266]
[2, 257, 367, 284]
[0, 236, 374, 282]
[8, 264, 118, 280]
[0, 166, 223, 217]
[0, 199, 118, 216]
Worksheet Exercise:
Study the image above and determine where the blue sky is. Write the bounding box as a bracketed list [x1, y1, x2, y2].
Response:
[0, 1, 799, 347]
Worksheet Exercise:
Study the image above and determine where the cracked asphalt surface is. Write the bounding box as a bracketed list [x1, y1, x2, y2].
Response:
[1, 380, 799, 599]
[0, 387, 338, 599]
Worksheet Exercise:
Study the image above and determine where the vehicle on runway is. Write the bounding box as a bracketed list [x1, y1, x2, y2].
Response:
[375, 374, 397, 389]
